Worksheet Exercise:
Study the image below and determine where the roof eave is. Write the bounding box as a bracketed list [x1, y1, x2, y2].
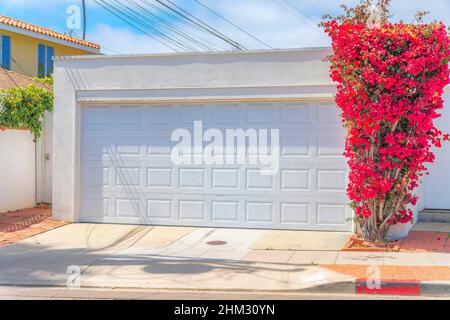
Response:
[0, 24, 100, 54]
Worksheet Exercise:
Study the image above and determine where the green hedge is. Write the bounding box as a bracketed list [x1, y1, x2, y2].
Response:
[0, 84, 53, 140]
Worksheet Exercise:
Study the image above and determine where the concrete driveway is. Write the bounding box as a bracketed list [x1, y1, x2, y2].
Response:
[0, 223, 353, 292]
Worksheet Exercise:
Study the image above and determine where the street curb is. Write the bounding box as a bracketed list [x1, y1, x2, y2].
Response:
[295, 281, 356, 294]
[354, 279, 450, 297]
[0, 279, 449, 297]
[420, 281, 450, 297]
[291, 279, 450, 297]
[356, 279, 420, 296]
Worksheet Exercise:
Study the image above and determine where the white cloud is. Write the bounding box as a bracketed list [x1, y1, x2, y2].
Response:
[83, 0, 450, 54]
[195, 0, 330, 49]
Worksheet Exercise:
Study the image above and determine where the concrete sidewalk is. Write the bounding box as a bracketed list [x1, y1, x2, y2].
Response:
[0, 223, 449, 296]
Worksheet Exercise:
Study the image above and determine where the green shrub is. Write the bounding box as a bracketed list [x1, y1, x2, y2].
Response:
[0, 85, 53, 140]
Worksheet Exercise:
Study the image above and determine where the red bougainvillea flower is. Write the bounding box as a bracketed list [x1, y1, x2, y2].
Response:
[324, 21, 450, 240]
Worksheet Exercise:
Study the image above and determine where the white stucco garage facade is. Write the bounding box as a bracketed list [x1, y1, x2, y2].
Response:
[52, 48, 450, 237]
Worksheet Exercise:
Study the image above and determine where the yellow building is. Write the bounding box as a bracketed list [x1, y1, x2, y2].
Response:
[0, 15, 100, 78]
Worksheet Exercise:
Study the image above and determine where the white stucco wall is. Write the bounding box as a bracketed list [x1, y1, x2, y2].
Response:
[53, 48, 335, 222]
[0, 129, 35, 212]
[52, 48, 446, 239]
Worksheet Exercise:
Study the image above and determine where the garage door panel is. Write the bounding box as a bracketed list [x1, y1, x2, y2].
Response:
[316, 203, 350, 226]
[281, 105, 311, 124]
[280, 202, 310, 224]
[79, 193, 109, 218]
[79, 194, 351, 231]
[317, 133, 346, 157]
[81, 135, 114, 160]
[317, 103, 342, 123]
[145, 106, 176, 125]
[80, 166, 110, 187]
[246, 107, 275, 124]
[115, 107, 143, 128]
[147, 168, 173, 188]
[80, 103, 351, 231]
[82, 106, 113, 129]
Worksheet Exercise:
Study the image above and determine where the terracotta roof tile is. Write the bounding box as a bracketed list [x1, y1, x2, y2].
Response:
[0, 15, 100, 50]
[0, 69, 52, 91]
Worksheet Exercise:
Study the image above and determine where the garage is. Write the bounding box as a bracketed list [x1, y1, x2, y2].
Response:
[52, 48, 365, 233]
[79, 102, 351, 231]
[51, 48, 448, 238]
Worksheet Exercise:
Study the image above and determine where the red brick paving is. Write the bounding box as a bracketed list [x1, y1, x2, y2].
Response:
[0, 206, 69, 246]
[399, 231, 450, 253]
[344, 230, 450, 253]
[321, 264, 450, 281]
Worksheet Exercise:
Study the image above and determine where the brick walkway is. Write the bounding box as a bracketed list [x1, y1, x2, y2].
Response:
[321, 264, 450, 281]
[343, 230, 450, 253]
[399, 231, 450, 253]
[0, 206, 69, 246]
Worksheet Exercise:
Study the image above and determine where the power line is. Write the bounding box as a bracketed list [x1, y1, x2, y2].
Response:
[93, 0, 180, 52]
[94, 0, 180, 51]
[1, 66, 19, 88]
[141, 0, 228, 50]
[280, 0, 320, 26]
[127, 0, 216, 51]
[162, 0, 246, 50]
[129, 0, 213, 51]
[193, 0, 273, 49]
[272, 0, 323, 35]
[109, 0, 197, 51]
[100, 45, 123, 55]
[11, 57, 34, 77]
[316, 0, 332, 13]
[96, 0, 226, 52]
[156, 0, 248, 50]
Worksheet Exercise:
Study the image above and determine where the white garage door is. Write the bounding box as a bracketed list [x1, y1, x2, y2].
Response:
[80, 102, 351, 231]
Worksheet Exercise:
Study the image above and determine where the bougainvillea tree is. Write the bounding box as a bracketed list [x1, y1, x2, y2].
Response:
[322, 0, 450, 242]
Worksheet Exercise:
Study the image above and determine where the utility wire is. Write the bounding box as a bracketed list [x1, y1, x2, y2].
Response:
[109, 0, 197, 51]
[127, 0, 215, 51]
[156, 0, 248, 50]
[280, 0, 320, 26]
[193, 0, 273, 49]
[11, 57, 34, 77]
[272, 0, 323, 35]
[316, 0, 332, 13]
[129, 0, 213, 51]
[101, 45, 123, 55]
[165, 0, 249, 50]
[1, 66, 19, 88]
[93, 0, 180, 52]
[141, 0, 228, 50]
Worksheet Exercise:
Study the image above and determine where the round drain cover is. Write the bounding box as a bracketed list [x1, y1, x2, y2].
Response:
[206, 240, 227, 246]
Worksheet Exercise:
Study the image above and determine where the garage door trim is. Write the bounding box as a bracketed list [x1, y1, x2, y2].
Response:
[75, 100, 353, 232]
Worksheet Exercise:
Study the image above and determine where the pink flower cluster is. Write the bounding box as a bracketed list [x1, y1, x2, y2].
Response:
[324, 21, 450, 225]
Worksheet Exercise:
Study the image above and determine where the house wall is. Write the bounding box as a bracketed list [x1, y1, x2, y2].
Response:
[0, 128, 35, 212]
[423, 89, 450, 210]
[53, 48, 335, 222]
[52, 48, 448, 239]
[0, 28, 96, 77]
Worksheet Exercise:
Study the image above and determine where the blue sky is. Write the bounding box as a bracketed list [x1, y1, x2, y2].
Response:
[2, 0, 450, 54]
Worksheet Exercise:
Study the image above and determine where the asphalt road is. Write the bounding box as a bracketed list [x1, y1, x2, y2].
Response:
[0, 286, 446, 300]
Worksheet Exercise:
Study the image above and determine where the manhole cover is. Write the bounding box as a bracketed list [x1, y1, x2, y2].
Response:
[206, 240, 227, 246]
